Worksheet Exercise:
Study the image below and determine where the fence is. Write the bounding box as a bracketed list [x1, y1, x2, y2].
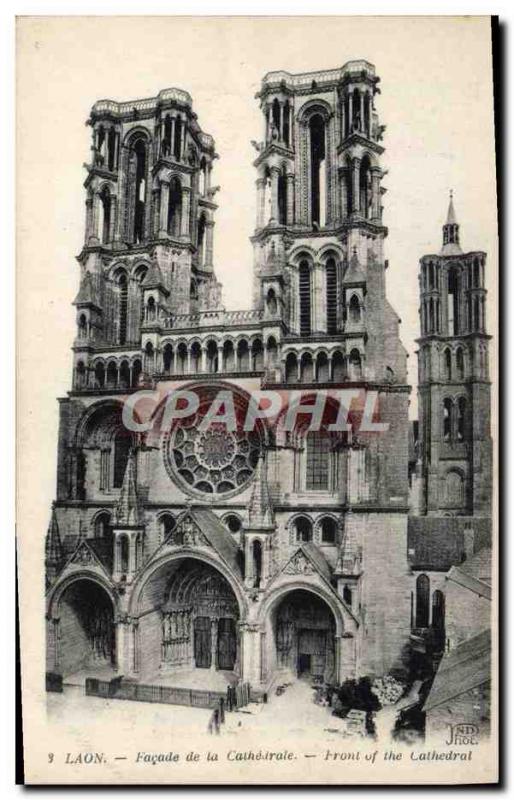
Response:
[85, 677, 226, 709]
[85, 676, 253, 737]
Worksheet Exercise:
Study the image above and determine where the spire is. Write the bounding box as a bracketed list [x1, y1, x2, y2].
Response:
[115, 449, 143, 526]
[247, 452, 275, 530]
[446, 190, 457, 225]
[441, 190, 462, 255]
[45, 507, 63, 582]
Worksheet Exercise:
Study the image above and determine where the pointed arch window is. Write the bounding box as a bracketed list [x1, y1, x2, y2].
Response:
[349, 294, 361, 325]
[163, 344, 174, 374]
[252, 540, 263, 588]
[415, 574, 430, 628]
[278, 165, 287, 225]
[456, 347, 465, 379]
[443, 348, 452, 381]
[457, 397, 467, 441]
[359, 156, 372, 219]
[309, 114, 326, 227]
[197, 213, 206, 265]
[99, 187, 111, 245]
[298, 260, 312, 336]
[448, 267, 460, 335]
[116, 272, 128, 345]
[173, 117, 182, 160]
[443, 398, 453, 442]
[113, 431, 132, 489]
[78, 314, 88, 339]
[168, 177, 182, 237]
[326, 257, 338, 334]
[132, 138, 147, 243]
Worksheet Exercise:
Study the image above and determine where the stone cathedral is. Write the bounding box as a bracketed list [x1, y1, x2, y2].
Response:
[45, 61, 492, 695]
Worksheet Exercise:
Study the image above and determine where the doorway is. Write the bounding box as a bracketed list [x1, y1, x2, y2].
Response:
[194, 616, 211, 668]
[217, 617, 237, 670]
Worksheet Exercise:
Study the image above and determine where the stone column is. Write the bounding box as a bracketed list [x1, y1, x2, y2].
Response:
[352, 158, 361, 214]
[348, 92, 353, 131]
[205, 220, 214, 268]
[340, 169, 347, 220]
[270, 167, 280, 222]
[51, 617, 60, 670]
[279, 101, 284, 142]
[85, 196, 94, 244]
[90, 192, 100, 243]
[108, 196, 117, 243]
[371, 168, 381, 221]
[181, 186, 191, 238]
[170, 115, 176, 156]
[159, 180, 169, 237]
[255, 178, 265, 227]
[210, 618, 218, 671]
[360, 92, 365, 133]
[244, 538, 254, 588]
[115, 131, 121, 169]
[201, 346, 207, 374]
[286, 173, 295, 225]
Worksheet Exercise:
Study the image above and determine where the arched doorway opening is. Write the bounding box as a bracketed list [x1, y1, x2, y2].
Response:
[54, 579, 116, 677]
[269, 589, 337, 684]
[135, 557, 242, 683]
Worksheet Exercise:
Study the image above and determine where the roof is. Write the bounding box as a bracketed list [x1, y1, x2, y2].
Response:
[407, 516, 491, 571]
[73, 271, 99, 307]
[142, 260, 168, 293]
[446, 193, 457, 225]
[423, 630, 491, 712]
[460, 546, 492, 585]
[447, 565, 492, 601]
[300, 542, 333, 583]
[188, 507, 243, 578]
[344, 248, 366, 285]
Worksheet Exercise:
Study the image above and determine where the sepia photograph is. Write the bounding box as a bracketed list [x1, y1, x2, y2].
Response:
[15, 14, 499, 785]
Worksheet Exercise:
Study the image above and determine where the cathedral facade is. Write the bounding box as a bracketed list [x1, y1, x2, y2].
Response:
[45, 61, 491, 696]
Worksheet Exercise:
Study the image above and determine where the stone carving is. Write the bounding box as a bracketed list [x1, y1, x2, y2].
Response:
[283, 551, 315, 576]
[71, 542, 94, 566]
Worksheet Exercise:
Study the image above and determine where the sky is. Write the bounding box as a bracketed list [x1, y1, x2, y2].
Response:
[17, 16, 498, 516]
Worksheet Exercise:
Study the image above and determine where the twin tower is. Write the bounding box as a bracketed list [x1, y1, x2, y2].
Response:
[74, 60, 490, 518]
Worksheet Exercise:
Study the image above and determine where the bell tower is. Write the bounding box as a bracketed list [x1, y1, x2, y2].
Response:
[417, 194, 492, 516]
[251, 61, 391, 383]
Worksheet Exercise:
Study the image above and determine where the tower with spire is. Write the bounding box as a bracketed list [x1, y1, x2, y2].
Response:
[417, 193, 492, 516]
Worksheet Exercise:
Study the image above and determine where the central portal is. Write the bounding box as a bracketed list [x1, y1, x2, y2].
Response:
[163, 560, 239, 672]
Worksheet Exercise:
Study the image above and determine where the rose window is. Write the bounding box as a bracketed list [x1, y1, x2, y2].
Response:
[162, 389, 263, 497]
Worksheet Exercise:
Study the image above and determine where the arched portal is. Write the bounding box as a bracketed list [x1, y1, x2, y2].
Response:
[50, 578, 116, 677]
[268, 589, 337, 684]
[133, 556, 243, 682]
